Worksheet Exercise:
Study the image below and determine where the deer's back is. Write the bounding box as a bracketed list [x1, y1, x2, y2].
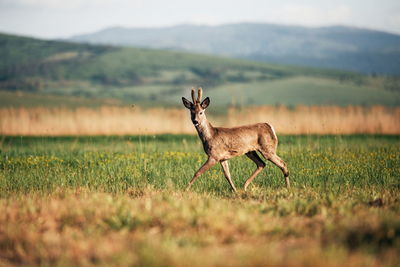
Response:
[206, 123, 277, 160]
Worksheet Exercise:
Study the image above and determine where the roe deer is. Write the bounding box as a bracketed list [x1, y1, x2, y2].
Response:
[182, 87, 289, 192]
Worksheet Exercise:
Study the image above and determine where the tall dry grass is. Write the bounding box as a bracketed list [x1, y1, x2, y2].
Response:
[1, 105, 399, 135]
[226, 105, 400, 134]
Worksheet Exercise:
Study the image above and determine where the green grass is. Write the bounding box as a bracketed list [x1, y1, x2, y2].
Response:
[0, 90, 122, 108]
[204, 76, 400, 106]
[0, 135, 399, 266]
[1, 135, 399, 194]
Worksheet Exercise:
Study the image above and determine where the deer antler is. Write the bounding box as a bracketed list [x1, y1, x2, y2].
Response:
[197, 87, 203, 103]
[191, 87, 196, 103]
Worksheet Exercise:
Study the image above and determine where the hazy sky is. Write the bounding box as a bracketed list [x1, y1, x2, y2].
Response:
[0, 0, 399, 39]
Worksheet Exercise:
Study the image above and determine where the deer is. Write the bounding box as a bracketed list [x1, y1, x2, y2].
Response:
[182, 87, 290, 192]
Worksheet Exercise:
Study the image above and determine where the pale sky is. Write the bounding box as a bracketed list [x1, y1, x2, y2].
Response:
[0, 0, 399, 39]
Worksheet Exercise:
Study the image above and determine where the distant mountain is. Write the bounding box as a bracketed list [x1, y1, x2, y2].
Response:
[2, 32, 400, 107]
[70, 23, 400, 75]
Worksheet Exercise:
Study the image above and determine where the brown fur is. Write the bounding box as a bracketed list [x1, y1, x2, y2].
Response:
[182, 88, 289, 192]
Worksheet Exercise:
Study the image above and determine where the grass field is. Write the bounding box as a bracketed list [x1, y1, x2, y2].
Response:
[0, 135, 399, 266]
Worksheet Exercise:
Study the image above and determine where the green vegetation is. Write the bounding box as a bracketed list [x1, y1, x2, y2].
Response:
[0, 90, 121, 108]
[2, 33, 400, 108]
[0, 135, 399, 265]
[207, 76, 400, 106]
[1, 135, 399, 193]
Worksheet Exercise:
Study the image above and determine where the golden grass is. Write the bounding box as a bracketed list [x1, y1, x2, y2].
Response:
[1, 105, 399, 135]
[0, 188, 398, 266]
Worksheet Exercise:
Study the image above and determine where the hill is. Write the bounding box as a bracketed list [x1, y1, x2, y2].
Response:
[1, 32, 400, 108]
[70, 23, 400, 75]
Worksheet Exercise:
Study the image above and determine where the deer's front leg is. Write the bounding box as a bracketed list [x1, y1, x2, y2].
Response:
[220, 160, 237, 192]
[186, 157, 217, 191]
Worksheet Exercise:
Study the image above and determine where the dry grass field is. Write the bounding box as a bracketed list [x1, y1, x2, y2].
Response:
[1, 105, 399, 135]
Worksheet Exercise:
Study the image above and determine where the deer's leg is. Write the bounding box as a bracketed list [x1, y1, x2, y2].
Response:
[268, 154, 290, 188]
[244, 151, 266, 191]
[186, 157, 217, 191]
[220, 160, 237, 192]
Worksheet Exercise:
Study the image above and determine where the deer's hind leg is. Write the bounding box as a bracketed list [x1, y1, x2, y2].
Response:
[220, 160, 237, 192]
[259, 150, 290, 188]
[244, 151, 266, 191]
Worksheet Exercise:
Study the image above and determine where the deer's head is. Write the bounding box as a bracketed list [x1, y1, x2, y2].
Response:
[182, 87, 210, 127]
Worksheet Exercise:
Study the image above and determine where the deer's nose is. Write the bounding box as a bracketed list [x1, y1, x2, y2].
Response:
[193, 120, 199, 125]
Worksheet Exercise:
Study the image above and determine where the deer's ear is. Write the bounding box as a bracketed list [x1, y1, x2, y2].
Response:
[182, 97, 193, 109]
[201, 97, 210, 109]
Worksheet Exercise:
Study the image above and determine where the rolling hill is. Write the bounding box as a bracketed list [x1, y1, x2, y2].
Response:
[70, 23, 400, 75]
[1, 32, 400, 108]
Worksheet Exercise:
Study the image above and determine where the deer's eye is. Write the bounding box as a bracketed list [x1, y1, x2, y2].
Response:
[199, 112, 204, 115]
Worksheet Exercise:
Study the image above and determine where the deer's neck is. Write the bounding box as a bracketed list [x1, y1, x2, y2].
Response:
[195, 119, 214, 143]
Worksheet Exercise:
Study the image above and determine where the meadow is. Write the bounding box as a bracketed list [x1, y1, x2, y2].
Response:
[0, 135, 399, 266]
[2, 28, 400, 267]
